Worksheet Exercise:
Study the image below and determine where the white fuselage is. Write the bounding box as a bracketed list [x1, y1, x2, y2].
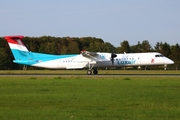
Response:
[32, 52, 174, 69]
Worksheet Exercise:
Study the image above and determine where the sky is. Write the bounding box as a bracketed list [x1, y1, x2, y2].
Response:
[1, 0, 180, 47]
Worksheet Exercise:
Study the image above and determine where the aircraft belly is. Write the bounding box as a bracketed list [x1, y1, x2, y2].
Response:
[66, 62, 87, 69]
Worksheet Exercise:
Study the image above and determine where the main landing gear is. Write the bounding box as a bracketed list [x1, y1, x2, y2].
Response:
[86, 62, 98, 75]
[87, 69, 98, 75]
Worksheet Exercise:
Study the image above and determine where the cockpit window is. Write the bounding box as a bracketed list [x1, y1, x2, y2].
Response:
[155, 55, 160, 57]
[155, 54, 164, 57]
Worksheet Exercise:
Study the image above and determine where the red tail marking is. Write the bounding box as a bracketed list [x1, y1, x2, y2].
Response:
[4, 35, 24, 45]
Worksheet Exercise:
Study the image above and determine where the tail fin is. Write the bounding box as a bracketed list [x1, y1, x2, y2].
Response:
[4, 36, 34, 63]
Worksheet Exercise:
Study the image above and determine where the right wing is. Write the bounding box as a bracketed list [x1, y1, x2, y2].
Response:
[81, 50, 99, 60]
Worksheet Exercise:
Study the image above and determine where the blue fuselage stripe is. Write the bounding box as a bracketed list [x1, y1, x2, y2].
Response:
[11, 49, 78, 65]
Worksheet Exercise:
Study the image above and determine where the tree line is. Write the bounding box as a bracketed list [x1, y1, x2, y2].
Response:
[0, 36, 179, 70]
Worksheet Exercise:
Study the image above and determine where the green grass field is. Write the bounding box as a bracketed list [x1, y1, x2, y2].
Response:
[0, 76, 180, 120]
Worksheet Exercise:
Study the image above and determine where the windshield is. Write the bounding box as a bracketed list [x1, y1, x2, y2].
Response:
[155, 54, 164, 57]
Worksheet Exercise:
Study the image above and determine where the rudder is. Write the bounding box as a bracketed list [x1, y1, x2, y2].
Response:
[4, 36, 33, 63]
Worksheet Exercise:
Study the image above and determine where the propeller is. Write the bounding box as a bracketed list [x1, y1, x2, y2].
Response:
[111, 49, 117, 65]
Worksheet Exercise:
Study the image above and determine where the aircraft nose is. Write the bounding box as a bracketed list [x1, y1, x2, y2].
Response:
[170, 59, 174, 64]
[165, 58, 174, 64]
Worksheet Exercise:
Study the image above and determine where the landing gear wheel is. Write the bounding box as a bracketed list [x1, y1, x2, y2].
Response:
[87, 70, 92, 75]
[93, 69, 98, 75]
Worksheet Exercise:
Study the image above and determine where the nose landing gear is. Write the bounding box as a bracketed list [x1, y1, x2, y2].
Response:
[164, 64, 167, 70]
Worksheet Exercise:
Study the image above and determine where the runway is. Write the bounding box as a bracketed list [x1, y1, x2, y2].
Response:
[1, 74, 180, 77]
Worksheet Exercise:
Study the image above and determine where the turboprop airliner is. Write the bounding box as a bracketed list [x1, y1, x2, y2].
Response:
[4, 35, 174, 75]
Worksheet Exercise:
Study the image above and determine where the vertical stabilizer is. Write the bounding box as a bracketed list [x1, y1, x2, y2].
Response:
[4, 36, 33, 62]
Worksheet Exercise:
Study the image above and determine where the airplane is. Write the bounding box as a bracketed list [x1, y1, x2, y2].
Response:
[4, 35, 174, 75]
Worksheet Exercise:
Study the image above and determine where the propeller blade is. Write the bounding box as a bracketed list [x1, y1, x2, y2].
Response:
[111, 48, 117, 65]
